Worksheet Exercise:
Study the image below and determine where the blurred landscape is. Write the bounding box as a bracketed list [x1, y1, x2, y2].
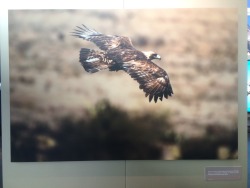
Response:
[9, 9, 238, 161]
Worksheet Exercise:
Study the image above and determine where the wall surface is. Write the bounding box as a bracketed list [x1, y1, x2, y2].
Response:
[0, 0, 247, 187]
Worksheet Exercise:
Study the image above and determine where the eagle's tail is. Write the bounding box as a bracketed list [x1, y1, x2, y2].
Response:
[79, 48, 109, 73]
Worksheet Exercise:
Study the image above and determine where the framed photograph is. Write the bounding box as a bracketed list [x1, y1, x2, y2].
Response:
[9, 9, 238, 162]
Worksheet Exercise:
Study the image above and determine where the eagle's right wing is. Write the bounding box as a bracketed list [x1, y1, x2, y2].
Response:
[123, 60, 173, 103]
[72, 25, 134, 51]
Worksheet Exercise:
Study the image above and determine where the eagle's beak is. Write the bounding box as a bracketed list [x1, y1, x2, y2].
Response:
[156, 54, 161, 60]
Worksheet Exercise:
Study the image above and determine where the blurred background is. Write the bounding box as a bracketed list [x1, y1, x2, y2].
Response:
[8, 9, 238, 161]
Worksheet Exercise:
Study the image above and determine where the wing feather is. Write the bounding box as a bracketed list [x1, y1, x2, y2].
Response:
[123, 60, 173, 103]
[72, 25, 134, 51]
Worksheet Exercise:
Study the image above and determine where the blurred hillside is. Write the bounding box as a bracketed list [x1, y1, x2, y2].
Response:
[9, 9, 238, 161]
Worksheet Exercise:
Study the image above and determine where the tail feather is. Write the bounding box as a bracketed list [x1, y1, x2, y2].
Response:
[80, 48, 109, 73]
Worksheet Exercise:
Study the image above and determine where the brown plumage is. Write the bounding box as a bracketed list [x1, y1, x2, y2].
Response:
[72, 25, 173, 102]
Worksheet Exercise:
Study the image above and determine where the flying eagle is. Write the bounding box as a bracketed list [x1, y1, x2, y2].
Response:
[72, 25, 173, 103]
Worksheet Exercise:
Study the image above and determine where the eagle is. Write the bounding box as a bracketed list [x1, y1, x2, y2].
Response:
[72, 25, 173, 103]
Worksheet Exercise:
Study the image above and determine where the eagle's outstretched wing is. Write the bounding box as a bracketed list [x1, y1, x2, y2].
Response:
[123, 60, 173, 103]
[72, 25, 134, 51]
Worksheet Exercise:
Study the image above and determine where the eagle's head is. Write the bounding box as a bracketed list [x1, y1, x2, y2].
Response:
[143, 51, 161, 61]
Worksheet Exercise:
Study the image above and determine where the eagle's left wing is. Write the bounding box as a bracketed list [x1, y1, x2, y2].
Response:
[123, 60, 173, 103]
[72, 25, 134, 51]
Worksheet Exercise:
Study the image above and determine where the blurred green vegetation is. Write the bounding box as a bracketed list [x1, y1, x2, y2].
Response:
[11, 99, 237, 162]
